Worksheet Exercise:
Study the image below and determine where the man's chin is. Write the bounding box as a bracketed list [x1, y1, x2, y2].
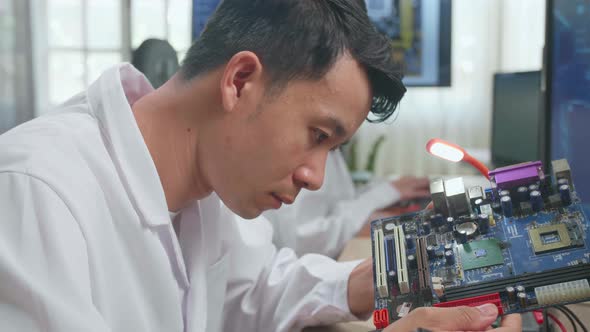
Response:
[227, 204, 263, 220]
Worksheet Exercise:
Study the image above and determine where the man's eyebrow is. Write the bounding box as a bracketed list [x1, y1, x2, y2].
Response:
[326, 116, 347, 138]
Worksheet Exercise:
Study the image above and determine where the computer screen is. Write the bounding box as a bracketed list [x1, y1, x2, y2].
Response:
[546, 0, 590, 202]
[192, 0, 220, 40]
[365, 0, 452, 86]
[491, 71, 542, 168]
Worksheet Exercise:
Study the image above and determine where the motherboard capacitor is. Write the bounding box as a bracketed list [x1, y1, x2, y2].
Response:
[530, 190, 543, 212]
[515, 285, 525, 293]
[427, 245, 438, 260]
[517, 186, 529, 202]
[506, 286, 516, 303]
[474, 199, 483, 214]
[517, 292, 527, 308]
[559, 184, 572, 206]
[529, 184, 539, 192]
[501, 195, 513, 218]
[499, 190, 510, 198]
[444, 250, 455, 266]
[477, 214, 490, 233]
[456, 230, 468, 244]
[444, 243, 453, 251]
[446, 217, 455, 230]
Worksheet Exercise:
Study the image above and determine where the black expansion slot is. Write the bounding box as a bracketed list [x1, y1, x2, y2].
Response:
[443, 263, 590, 301]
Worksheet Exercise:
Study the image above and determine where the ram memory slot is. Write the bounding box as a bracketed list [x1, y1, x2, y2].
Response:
[373, 229, 388, 298]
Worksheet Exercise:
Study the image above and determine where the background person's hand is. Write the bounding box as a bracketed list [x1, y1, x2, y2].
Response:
[392, 176, 431, 201]
[383, 304, 522, 332]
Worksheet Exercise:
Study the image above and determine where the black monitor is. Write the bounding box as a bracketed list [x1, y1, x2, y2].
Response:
[491, 71, 543, 168]
[544, 0, 590, 203]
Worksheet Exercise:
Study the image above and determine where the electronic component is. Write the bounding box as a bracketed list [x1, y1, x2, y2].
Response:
[444, 178, 471, 217]
[433, 293, 504, 315]
[416, 237, 432, 298]
[394, 225, 409, 294]
[468, 186, 484, 205]
[517, 292, 527, 308]
[474, 198, 483, 214]
[373, 228, 388, 298]
[501, 196, 513, 217]
[506, 286, 516, 303]
[372, 308, 390, 329]
[552, 159, 572, 187]
[499, 190, 510, 198]
[530, 190, 543, 212]
[430, 179, 449, 217]
[456, 222, 478, 238]
[432, 277, 445, 298]
[446, 217, 454, 229]
[488, 161, 543, 190]
[559, 184, 572, 206]
[477, 214, 490, 233]
[455, 229, 468, 244]
[534, 279, 590, 305]
[427, 245, 437, 260]
[529, 223, 584, 254]
[516, 186, 529, 202]
[458, 239, 504, 271]
[445, 250, 455, 266]
[385, 238, 397, 281]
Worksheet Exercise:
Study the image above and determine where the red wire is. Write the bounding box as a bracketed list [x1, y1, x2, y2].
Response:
[547, 312, 568, 332]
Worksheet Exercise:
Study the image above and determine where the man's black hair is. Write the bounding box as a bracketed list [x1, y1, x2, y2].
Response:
[181, 0, 406, 122]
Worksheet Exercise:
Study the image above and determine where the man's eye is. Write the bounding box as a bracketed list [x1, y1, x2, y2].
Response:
[314, 129, 330, 145]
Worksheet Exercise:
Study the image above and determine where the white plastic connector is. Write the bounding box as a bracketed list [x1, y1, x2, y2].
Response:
[534, 279, 590, 305]
[373, 229, 388, 298]
[431, 277, 445, 298]
[394, 225, 409, 294]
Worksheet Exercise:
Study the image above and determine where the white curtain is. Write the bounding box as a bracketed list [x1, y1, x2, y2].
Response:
[354, 0, 546, 177]
[0, 0, 35, 134]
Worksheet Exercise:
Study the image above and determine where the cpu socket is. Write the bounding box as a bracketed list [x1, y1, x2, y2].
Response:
[529, 224, 573, 254]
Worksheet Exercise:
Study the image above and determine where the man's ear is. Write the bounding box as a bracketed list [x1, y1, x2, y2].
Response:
[220, 51, 264, 113]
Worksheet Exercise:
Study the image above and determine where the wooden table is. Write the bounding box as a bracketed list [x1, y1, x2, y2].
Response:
[305, 237, 590, 332]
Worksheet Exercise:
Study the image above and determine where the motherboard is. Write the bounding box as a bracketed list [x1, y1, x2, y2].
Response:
[370, 159, 590, 330]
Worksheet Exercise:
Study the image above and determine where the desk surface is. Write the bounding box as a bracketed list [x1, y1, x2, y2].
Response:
[305, 237, 590, 332]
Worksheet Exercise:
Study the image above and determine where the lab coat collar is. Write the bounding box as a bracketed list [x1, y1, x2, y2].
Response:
[87, 63, 170, 227]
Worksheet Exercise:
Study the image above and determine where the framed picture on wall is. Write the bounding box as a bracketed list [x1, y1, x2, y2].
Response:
[366, 0, 452, 86]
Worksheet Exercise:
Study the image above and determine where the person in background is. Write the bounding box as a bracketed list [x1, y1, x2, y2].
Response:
[264, 149, 430, 258]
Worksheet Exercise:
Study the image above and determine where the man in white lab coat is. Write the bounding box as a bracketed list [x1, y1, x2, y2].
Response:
[264, 149, 431, 258]
[0, 0, 520, 331]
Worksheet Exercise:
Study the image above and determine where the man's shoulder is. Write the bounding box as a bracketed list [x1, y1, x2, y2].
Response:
[0, 109, 105, 189]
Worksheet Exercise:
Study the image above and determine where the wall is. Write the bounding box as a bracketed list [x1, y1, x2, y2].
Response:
[354, 0, 546, 177]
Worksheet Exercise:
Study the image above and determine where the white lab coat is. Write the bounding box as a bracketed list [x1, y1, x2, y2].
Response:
[263, 150, 400, 258]
[0, 64, 361, 332]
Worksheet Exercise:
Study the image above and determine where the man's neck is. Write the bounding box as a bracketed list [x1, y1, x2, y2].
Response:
[131, 77, 213, 212]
